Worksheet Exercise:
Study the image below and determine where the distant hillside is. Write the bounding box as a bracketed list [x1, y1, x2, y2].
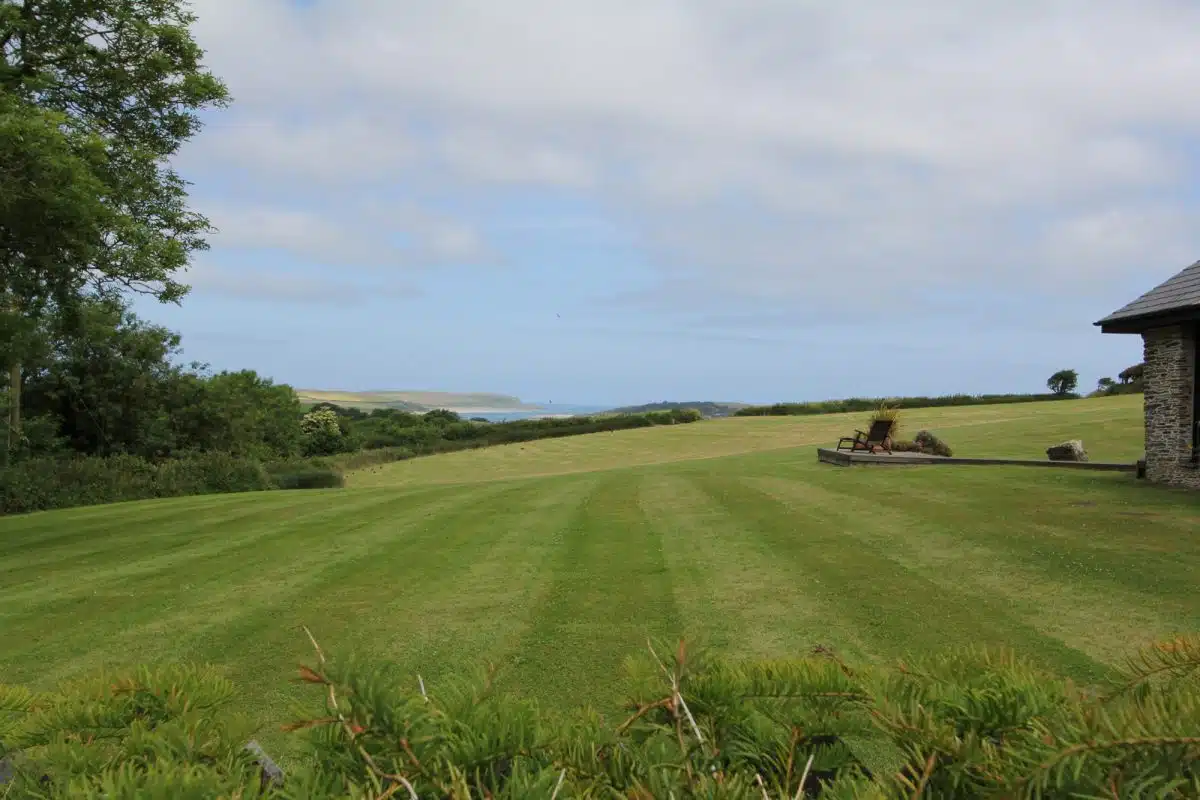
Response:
[601, 401, 750, 418]
[297, 390, 541, 413]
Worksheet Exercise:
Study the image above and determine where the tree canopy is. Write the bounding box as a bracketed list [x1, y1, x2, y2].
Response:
[1046, 369, 1078, 396]
[0, 0, 229, 308]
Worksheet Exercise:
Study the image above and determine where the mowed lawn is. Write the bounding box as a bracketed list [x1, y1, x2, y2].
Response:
[2, 394, 1198, 759]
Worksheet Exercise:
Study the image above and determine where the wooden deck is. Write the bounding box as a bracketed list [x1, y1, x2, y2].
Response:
[816, 448, 1138, 472]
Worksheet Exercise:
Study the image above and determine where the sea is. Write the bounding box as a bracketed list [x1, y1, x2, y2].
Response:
[464, 404, 611, 423]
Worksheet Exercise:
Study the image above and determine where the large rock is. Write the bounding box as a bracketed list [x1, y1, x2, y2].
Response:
[1047, 440, 1088, 462]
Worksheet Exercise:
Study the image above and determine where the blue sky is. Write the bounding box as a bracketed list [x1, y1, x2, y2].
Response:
[131, 0, 1199, 407]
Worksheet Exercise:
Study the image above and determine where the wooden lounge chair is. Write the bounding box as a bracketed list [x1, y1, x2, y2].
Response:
[836, 419, 894, 454]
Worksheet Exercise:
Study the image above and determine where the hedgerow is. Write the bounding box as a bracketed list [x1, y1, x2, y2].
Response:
[1, 632, 1196, 798]
[735, 394, 1080, 417]
[0, 453, 343, 515]
[324, 408, 705, 464]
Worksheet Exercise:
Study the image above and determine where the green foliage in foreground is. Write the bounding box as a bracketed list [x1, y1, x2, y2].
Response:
[2, 634, 1197, 798]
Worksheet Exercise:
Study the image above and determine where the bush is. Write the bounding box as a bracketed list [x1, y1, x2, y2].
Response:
[914, 429, 953, 457]
[891, 430, 954, 457]
[153, 452, 274, 496]
[2, 634, 1197, 797]
[300, 408, 349, 457]
[327, 447, 415, 471]
[264, 459, 345, 490]
[0, 452, 277, 515]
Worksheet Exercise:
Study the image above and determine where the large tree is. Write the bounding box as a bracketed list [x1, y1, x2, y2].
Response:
[1046, 369, 1079, 396]
[0, 0, 229, 456]
[0, 92, 112, 459]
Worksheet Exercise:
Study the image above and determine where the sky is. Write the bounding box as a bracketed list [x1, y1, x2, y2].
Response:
[131, 0, 1200, 407]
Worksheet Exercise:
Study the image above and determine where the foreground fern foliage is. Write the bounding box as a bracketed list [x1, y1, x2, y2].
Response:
[1, 633, 1197, 798]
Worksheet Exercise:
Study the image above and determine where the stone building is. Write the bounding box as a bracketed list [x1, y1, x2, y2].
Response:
[1096, 260, 1200, 489]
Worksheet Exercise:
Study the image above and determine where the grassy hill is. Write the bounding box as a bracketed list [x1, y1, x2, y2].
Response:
[296, 389, 540, 413]
[4, 394, 1194, 763]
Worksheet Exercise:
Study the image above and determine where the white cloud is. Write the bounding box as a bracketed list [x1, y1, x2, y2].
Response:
[437, 130, 596, 188]
[180, 0, 1200, 311]
[184, 260, 417, 306]
[192, 115, 416, 184]
[199, 202, 492, 271]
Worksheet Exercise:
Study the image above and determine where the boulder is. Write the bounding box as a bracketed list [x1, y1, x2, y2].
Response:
[1047, 440, 1088, 462]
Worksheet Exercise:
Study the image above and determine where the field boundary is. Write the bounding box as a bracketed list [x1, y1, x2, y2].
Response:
[816, 448, 1138, 472]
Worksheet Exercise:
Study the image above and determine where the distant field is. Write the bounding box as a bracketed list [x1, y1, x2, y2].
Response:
[4, 394, 1196, 763]
[296, 389, 540, 412]
[349, 394, 1147, 488]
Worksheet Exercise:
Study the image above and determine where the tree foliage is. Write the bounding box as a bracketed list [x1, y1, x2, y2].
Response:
[0, 92, 110, 318]
[0, 0, 230, 307]
[16, 297, 302, 461]
[300, 408, 349, 457]
[1045, 370, 1078, 397]
[1119, 363, 1146, 385]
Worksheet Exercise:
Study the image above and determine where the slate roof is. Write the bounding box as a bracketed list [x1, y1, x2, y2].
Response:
[1095, 260, 1200, 331]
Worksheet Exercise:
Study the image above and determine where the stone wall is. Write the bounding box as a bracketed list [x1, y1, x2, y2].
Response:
[1142, 324, 1200, 489]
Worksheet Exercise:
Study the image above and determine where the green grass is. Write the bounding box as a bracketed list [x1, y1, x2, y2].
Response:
[3, 394, 1197, 761]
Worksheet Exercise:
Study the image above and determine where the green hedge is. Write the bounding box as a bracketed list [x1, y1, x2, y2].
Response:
[0, 453, 343, 515]
[1, 633, 1196, 798]
[735, 393, 1080, 417]
[341, 409, 704, 466]
[263, 459, 346, 490]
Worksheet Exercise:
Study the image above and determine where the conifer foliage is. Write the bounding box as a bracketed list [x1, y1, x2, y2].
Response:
[1, 633, 1197, 798]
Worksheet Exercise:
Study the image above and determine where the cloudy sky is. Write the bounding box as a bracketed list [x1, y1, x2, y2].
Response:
[138, 0, 1195, 406]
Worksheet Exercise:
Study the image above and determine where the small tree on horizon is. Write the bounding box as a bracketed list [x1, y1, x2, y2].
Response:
[1047, 369, 1079, 396]
[1097, 376, 1116, 394]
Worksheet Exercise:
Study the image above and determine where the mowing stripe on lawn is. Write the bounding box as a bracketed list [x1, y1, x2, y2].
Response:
[690, 474, 1114, 683]
[161, 478, 597, 756]
[293, 475, 601, 681]
[0, 489, 447, 628]
[507, 472, 684, 713]
[638, 474, 873, 661]
[775, 464, 1200, 621]
[0, 491, 359, 605]
[2, 484, 511, 687]
[745, 475, 1191, 669]
[0, 491, 341, 585]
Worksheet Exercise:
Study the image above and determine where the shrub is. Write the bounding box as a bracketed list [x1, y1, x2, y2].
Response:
[0, 452, 277, 515]
[891, 431, 954, 457]
[153, 452, 274, 496]
[2, 633, 1197, 797]
[264, 458, 345, 490]
[267, 465, 345, 490]
[914, 429, 953, 457]
[327, 447, 415, 471]
[300, 408, 348, 457]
